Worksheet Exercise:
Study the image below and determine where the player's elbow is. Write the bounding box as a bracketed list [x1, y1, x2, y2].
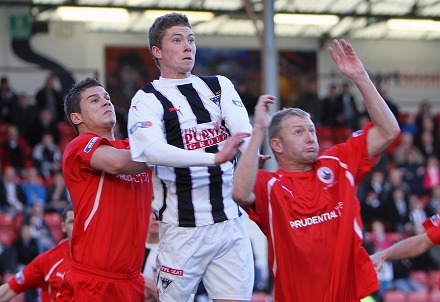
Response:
[232, 189, 255, 206]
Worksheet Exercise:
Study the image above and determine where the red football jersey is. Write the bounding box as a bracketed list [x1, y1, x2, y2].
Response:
[62, 133, 152, 274]
[246, 124, 379, 301]
[8, 239, 71, 302]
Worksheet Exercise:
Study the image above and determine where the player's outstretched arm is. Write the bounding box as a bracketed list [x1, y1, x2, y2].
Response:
[370, 233, 435, 272]
[233, 95, 275, 205]
[328, 39, 400, 158]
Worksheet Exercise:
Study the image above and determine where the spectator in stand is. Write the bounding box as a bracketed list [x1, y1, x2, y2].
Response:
[361, 189, 385, 230]
[399, 146, 426, 196]
[414, 100, 439, 138]
[409, 195, 432, 228]
[358, 170, 386, 204]
[415, 128, 440, 161]
[295, 79, 321, 125]
[32, 132, 62, 180]
[393, 132, 422, 166]
[8, 93, 38, 139]
[423, 155, 440, 193]
[363, 220, 394, 301]
[382, 167, 412, 202]
[35, 74, 65, 122]
[0, 166, 26, 216]
[0, 76, 18, 123]
[45, 170, 70, 214]
[0, 124, 33, 174]
[0, 241, 17, 276]
[26, 108, 61, 148]
[24, 202, 55, 252]
[383, 186, 412, 234]
[20, 166, 46, 208]
[320, 83, 339, 127]
[426, 185, 440, 214]
[376, 84, 400, 125]
[335, 82, 359, 130]
[12, 223, 40, 302]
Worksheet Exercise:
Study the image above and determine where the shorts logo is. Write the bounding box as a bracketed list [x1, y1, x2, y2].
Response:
[161, 265, 183, 276]
[84, 137, 98, 153]
[161, 277, 174, 292]
[129, 121, 153, 135]
[232, 100, 244, 107]
[317, 167, 334, 184]
[15, 271, 25, 284]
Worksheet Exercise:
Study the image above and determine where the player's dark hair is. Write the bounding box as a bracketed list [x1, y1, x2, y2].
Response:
[62, 204, 73, 222]
[64, 77, 103, 134]
[148, 12, 192, 68]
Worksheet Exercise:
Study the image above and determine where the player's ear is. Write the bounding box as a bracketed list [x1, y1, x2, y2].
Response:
[270, 137, 283, 154]
[70, 112, 82, 125]
[151, 45, 162, 60]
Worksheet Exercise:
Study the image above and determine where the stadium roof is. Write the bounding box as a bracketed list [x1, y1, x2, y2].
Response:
[2, 0, 440, 40]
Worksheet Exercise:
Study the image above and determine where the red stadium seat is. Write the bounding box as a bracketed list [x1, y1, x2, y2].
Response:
[383, 290, 407, 302]
[44, 212, 65, 243]
[0, 213, 14, 226]
[429, 271, 440, 291]
[429, 289, 440, 302]
[407, 291, 428, 302]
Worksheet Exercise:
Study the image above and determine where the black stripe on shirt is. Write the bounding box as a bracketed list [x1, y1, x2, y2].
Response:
[177, 83, 211, 124]
[142, 83, 196, 226]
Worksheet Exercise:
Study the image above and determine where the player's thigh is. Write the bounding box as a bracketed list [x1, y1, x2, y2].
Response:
[203, 218, 254, 301]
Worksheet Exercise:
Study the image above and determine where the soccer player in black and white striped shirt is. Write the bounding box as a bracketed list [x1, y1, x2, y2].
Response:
[128, 12, 263, 302]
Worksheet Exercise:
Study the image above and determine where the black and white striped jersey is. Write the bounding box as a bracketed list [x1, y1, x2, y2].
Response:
[128, 75, 252, 227]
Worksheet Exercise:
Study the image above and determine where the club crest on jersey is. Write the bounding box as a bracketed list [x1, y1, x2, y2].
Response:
[84, 137, 98, 153]
[317, 167, 334, 184]
[161, 277, 174, 292]
[210, 93, 221, 107]
[15, 271, 25, 284]
[232, 99, 245, 107]
[129, 121, 153, 135]
[430, 214, 440, 227]
[352, 129, 363, 137]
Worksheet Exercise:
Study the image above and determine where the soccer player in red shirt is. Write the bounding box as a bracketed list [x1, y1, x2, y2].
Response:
[371, 213, 440, 289]
[0, 204, 74, 301]
[60, 77, 153, 302]
[232, 39, 400, 302]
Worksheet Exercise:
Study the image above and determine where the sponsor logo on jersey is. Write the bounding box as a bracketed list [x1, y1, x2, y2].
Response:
[289, 202, 344, 229]
[161, 277, 174, 292]
[169, 106, 182, 115]
[182, 123, 228, 150]
[352, 130, 363, 137]
[15, 271, 25, 284]
[317, 167, 334, 184]
[116, 172, 151, 183]
[131, 100, 141, 111]
[161, 265, 183, 276]
[84, 137, 98, 153]
[129, 121, 153, 135]
[232, 99, 245, 107]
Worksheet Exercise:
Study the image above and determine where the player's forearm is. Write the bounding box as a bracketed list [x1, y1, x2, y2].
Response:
[232, 126, 265, 205]
[140, 141, 216, 167]
[354, 76, 400, 140]
[0, 284, 18, 301]
[380, 234, 434, 261]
